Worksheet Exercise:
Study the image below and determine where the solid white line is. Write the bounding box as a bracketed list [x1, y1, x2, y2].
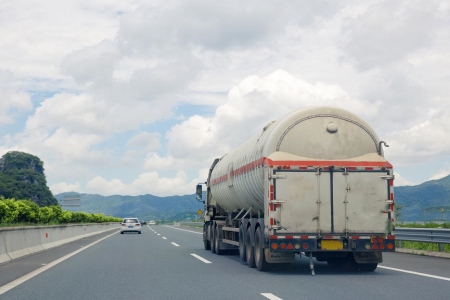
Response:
[261, 293, 283, 300]
[378, 266, 450, 281]
[164, 225, 202, 234]
[162, 237, 167, 240]
[0, 230, 118, 295]
[190, 254, 211, 264]
[171, 242, 180, 247]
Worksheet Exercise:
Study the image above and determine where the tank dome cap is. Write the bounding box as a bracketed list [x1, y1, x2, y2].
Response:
[326, 122, 338, 133]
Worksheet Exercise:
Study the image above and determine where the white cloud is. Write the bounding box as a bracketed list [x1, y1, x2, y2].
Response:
[394, 172, 416, 187]
[2, 0, 450, 197]
[166, 69, 379, 162]
[429, 169, 450, 181]
[144, 153, 175, 170]
[85, 171, 191, 196]
[341, 0, 439, 71]
[126, 132, 161, 152]
[386, 109, 450, 165]
[50, 182, 82, 195]
[0, 70, 33, 124]
[0, 0, 124, 84]
[61, 40, 120, 88]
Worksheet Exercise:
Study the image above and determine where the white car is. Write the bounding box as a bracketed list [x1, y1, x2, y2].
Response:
[149, 220, 156, 225]
[120, 218, 142, 234]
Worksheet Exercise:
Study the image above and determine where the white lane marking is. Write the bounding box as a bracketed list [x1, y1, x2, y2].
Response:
[0, 230, 118, 295]
[171, 242, 180, 247]
[261, 293, 283, 300]
[164, 225, 202, 234]
[378, 266, 450, 281]
[162, 237, 167, 240]
[190, 254, 211, 264]
[157, 234, 160, 236]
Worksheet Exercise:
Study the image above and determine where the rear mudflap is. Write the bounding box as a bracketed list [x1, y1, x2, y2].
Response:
[353, 251, 383, 263]
[264, 249, 295, 263]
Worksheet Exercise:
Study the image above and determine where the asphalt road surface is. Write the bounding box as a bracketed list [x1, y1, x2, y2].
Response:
[1, 225, 449, 300]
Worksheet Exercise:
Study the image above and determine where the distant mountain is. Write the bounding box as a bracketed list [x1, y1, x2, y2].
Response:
[0, 151, 58, 206]
[55, 193, 204, 221]
[55, 174, 450, 222]
[396, 175, 450, 222]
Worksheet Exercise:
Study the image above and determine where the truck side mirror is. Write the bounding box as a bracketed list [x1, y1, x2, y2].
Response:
[196, 184, 202, 201]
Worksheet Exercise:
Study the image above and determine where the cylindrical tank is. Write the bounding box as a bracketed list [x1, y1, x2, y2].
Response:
[208, 106, 384, 213]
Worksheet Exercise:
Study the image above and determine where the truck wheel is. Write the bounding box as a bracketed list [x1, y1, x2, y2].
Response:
[359, 263, 378, 272]
[254, 227, 268, 271]
[203, 224, 211, 250]
[342, 254, 358, 271]
[246, 227, 255, 268]
[239, 225, 246, 262]
[327, 258, 341, 269]
[210, 224, 216, 253]
[214, 226, 222, 255]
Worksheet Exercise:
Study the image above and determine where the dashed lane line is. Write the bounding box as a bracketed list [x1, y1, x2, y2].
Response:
[190, 254, 211, 264]
[171, 242, 180, 247]
[261, 293, 283, 300]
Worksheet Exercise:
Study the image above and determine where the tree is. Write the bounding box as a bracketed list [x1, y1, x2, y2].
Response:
[0, 151, 58, 206]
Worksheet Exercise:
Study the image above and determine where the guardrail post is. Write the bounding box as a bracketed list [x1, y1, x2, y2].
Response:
[439, 243, 443, 252]
[398, 240, 402, 248]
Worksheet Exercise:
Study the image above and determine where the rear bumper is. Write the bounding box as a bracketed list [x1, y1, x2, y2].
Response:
[268, 235, 395, 253]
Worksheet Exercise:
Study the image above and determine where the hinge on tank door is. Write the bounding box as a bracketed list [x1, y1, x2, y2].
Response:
[315, 167, 322, 175]
[269, 174, 287, 179]
[270, 200, 286, 204]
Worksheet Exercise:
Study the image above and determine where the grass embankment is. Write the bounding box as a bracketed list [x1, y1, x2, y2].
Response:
[397, 222, 450, 253]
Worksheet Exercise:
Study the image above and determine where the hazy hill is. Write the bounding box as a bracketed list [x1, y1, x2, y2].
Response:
[396, 175, 450, 222]
[0, 151, 58, 206]
[55, 174, 450, 222]
[55, 193, 204, 221]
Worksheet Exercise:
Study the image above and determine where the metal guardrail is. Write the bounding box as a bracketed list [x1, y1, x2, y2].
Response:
[395, 227, 450, 252]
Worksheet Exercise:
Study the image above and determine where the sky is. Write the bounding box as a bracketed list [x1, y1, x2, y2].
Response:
[1, 0, 450, 197]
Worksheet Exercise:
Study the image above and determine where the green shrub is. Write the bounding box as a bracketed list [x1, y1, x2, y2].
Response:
[0, 198, 19, 224]
[15, 200, 40, 223]
[0, 197, 121, 226]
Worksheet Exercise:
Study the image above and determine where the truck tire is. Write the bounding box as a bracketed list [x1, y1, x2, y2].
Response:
[210, 224, 216, 253]
[342, 254, 358, 271]
[327, 258, 341, 269]
[214, 226, 222, 255]
[239, 224, 246, 262]
[203, 224, 211, 250]
[359, 263, 378, 272]
[246, 227, 256, 268]
[254, 226, 268, 271]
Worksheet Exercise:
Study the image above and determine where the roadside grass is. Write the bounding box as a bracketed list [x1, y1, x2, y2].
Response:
[397, 241, 450, 253]
[396, 222, 450, 253]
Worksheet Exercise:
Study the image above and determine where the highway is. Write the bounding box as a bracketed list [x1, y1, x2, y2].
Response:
[1, 225, 449, 300]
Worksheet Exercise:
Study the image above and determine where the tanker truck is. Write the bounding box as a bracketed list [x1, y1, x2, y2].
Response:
[195, 106, 395, 274]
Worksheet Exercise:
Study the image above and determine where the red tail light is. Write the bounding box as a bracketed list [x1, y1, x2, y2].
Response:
[135, 223, 141, 226]
[121, 224, 126, 226]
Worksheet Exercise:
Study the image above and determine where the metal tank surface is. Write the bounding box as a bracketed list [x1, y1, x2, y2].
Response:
[208, 106, 386, 213]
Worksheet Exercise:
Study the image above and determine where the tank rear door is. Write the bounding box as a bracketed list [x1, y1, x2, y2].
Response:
[332, 170, 390, 234]
[272, 169, 331, 234]
[271, 167, 391, 235]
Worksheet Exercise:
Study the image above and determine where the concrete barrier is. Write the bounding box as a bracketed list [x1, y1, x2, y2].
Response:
[0, 223, 118, 265]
